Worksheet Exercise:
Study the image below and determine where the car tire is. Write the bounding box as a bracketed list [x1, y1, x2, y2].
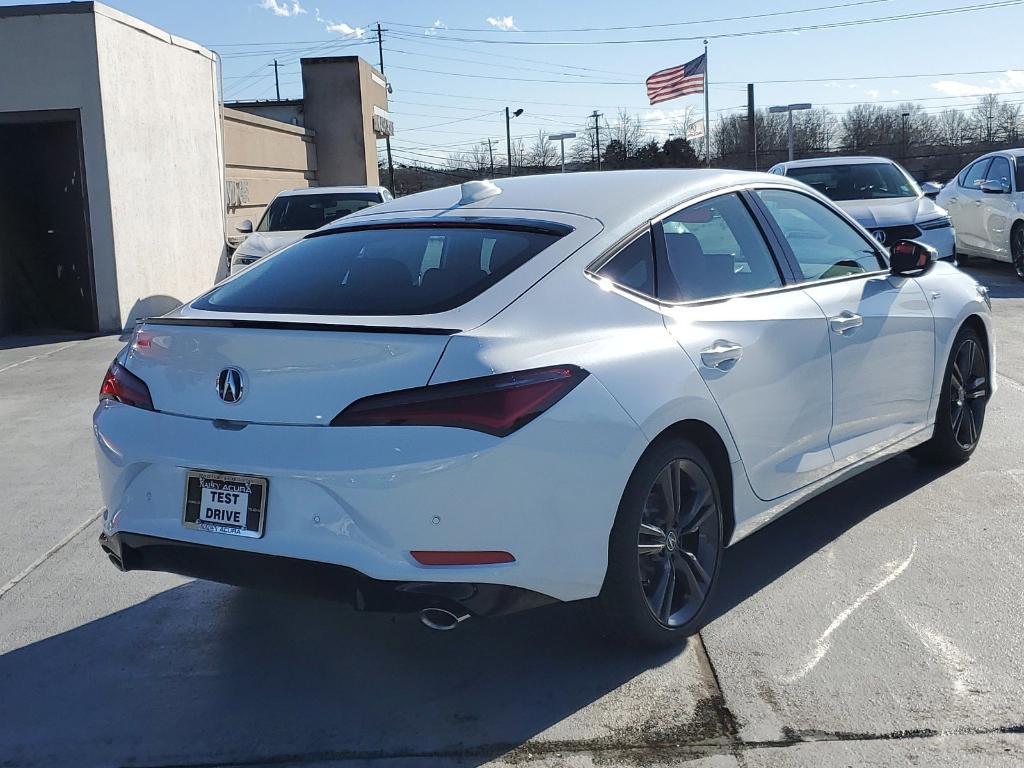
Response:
[594, 437, 724, 647]
[913, 325, 989, 465]
[1012, 223, 1024, 282]
[955, 249, 969, 268]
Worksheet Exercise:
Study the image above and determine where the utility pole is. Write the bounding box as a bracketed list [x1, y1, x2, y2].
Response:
[375, 22, 395, 194]
[271, 59, 281, 101]
[485, 138, 495, 176]
[901, 111, 910, 159]
[591, 110, 603, 171]
[747, 83, 757, 171]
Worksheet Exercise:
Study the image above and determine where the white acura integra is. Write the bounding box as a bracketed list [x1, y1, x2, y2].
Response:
[96, 170, 994, 645]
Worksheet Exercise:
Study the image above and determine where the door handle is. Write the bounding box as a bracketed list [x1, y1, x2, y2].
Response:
[700, 340, 743, 371]
[829, 311, 863, 335]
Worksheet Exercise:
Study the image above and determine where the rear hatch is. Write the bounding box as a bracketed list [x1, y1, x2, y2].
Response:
[126, 321, 450, 425]
[124, 210, 600, 425]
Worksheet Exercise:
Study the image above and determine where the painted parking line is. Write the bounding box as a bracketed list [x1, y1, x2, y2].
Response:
[0, 342, 80, 375]
[0, 509, 102, 601]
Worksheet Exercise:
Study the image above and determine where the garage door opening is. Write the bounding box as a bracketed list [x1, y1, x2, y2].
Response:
[0, 116, 97, 335]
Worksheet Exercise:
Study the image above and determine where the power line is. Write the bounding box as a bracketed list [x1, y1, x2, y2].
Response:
[388, 1, 1023, 46]
[380, 0, 897, 33]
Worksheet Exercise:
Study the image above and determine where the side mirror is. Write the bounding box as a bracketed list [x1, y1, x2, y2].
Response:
[890, 239, 935, 276]
[921, 181, 942, 199]
[236, 219, 254, 234]
[980, 179, 1009, 194]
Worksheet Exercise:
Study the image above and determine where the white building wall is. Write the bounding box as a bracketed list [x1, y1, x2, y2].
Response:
[93, 5, 226, 329]
[0, 8, 120, 329]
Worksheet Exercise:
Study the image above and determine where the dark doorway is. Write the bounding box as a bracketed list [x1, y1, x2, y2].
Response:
[0, 115, 97, 335]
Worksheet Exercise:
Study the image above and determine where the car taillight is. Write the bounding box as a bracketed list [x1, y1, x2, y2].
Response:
[330, 365, 588, 437]
[99, 361, 154, 411]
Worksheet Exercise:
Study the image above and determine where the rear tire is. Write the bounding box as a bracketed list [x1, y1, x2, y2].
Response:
[1012, 223, 1024, 282]
[914, 326, 989, 465]
[595, 437, 724, 647]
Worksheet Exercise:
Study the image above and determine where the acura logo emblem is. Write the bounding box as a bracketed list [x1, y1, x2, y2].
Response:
[872, 229, 887, 244]
[217, 367, 245, 403]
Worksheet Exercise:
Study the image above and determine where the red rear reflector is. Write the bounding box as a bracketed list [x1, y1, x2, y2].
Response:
[99, 361, 155, 411]
[411, 551, 516, 566]
[330, 365, 588, 437]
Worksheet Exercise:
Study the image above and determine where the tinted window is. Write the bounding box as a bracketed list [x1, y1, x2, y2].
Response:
[756, 189, 885, 281]
[195, 226, 560, 316]
[258, 192, 383, 232]
[986, 156, 1012, 188]
[1016, 158, 1024, 193]
[961, 159, 992, 189]
[786, 162, 919, 201]
[596, 232, 655, 296]
[658, 193, 783, 302]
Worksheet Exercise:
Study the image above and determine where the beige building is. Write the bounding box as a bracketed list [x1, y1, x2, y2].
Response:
[0, 3, 392, 335]
[224, 56, 393, 240]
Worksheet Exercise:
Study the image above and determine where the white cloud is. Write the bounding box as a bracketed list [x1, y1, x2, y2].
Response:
[261, 0, 306, 17]
[485, 15, 518, 31]
[865, 89, 880, 99]
[314, 7, 364, 37]
[931, 69, 1024, 98]
[890, 89, 901, 96]
[425, 19, 447, 36]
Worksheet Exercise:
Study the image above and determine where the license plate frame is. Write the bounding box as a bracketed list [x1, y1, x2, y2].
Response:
[182, 470, 268, 539]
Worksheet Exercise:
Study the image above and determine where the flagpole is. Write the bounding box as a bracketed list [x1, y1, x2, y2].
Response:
[704, 39, 711, 168]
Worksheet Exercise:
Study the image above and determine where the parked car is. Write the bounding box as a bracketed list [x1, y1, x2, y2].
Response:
[96, 170, 994, 646]
[769, 156, 956, 261]
[936, 149, 1024, 280]
[230, 186, 392, 274]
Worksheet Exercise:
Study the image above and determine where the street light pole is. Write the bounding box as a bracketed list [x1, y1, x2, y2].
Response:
[769, 103, 812, 162]
[505, 107, 523, 176]
[547, 132, 576, 173]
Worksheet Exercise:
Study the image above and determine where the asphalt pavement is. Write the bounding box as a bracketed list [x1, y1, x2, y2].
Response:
[1, 262, 1022, 768]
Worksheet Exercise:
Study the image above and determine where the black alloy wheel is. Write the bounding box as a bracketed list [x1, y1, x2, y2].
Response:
[948, 336, 988, 451]
[596, 437, 724, 646]
[637, 459, 720, 628]
[1012, 224, 1024, 281]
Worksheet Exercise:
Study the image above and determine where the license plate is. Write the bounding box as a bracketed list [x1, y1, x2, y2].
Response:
[183, 470, 268, 538]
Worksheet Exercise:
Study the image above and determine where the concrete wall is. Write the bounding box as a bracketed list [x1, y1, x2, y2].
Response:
[301, 56, 389, 186]
[229, 100, 304, 127]
[0, 6, 117, 329]
[93, 4, 225, 328]
[223, 107, 317, 239]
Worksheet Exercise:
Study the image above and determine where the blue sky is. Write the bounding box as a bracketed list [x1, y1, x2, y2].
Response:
[7, 0, 1024, 161]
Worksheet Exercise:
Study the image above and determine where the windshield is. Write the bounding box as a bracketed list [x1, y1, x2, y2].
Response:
[194, 225, 561, 316]
[257, 192, 383, 232]
[786, 162, 921, 201]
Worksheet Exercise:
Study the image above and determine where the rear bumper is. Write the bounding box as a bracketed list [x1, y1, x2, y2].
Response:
[93, 374, 647, 602]
[99, 530, 554, 616]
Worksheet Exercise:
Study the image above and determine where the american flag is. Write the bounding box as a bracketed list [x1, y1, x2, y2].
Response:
[646, 54, 706, 105]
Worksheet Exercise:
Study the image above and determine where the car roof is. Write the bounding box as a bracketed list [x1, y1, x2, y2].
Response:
[773, 156, 895, 170]
[276, 186, 388, 197]
[330, 169, 810, 228]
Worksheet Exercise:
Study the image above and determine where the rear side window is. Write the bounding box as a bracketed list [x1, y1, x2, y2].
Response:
[658, 193, 783, 302]
[195, 226, 560, 316]
[596, 231, 655, 296]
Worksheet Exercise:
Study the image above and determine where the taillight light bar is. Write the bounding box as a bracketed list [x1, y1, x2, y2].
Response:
[411, 551, 515, 566]
[99, 361, 155, 411]
[330, 365, 589, 437]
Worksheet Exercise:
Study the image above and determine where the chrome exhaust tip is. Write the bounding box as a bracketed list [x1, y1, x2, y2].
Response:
[419, 607, 470, 631]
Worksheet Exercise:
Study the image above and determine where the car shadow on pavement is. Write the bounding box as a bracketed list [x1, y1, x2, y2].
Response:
[963, 261, 1024, 299]
[0, 580, 702, 767]
[705, 453, 954, 625]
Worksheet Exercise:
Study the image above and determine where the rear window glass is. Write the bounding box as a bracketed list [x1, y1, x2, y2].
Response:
[194, 226, 561, 316]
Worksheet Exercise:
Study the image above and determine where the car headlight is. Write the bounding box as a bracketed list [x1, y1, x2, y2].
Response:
[919, 216, 952, 230]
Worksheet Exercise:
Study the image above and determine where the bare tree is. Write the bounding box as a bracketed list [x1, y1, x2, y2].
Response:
[527, 130, 559, 169]
[996, 101, 1022, 143]
[605, 109, 647, 161]
[935, 108, 971, 147]
[970, 94, 1001, 143]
